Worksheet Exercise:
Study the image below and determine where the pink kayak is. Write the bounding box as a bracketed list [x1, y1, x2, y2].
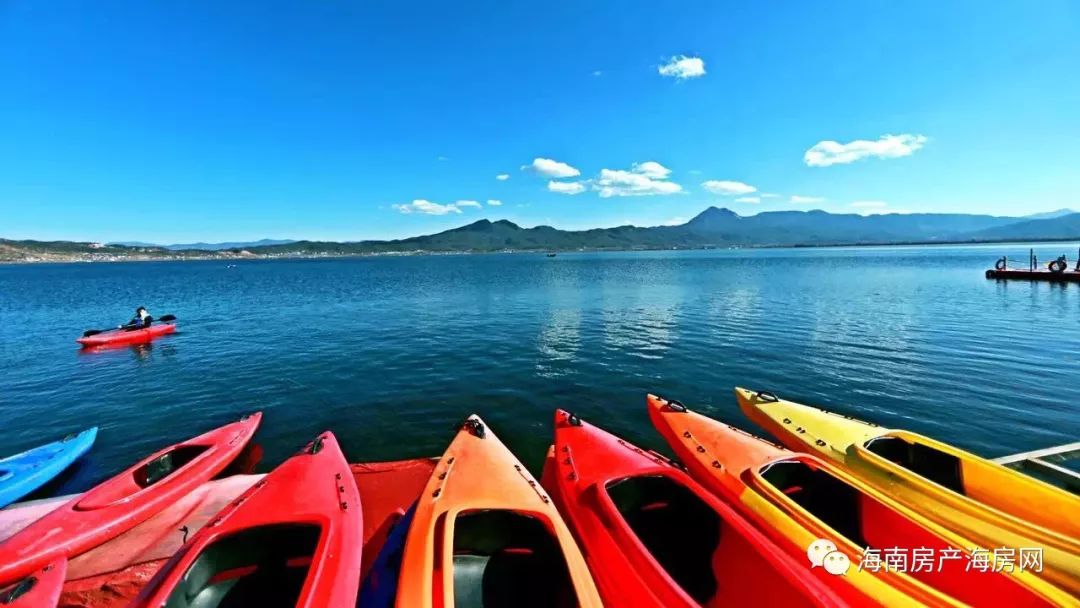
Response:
[77, 323, 176, 348]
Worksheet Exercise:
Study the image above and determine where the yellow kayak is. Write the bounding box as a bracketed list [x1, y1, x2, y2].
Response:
[736, 387, 1080, 596]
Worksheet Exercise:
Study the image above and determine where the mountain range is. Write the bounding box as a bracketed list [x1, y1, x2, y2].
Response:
[109, 239, 296, 250]
[243, 207, 1080, 255]
[2, 207, 1079, 261]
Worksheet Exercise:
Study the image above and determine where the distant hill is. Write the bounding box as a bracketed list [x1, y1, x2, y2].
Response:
[7, 207, 1080, 262]
[965, 213, 1080, 242]
[111, 238, 296, 251]
[1024, 209, 1076, 220]
[0, 239, 178, 262]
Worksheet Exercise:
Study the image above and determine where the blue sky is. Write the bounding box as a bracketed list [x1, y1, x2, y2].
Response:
[2, 1, 1078, 242]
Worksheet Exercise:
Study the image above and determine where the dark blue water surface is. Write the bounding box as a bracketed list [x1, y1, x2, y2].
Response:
[2, 244, 1078, 493]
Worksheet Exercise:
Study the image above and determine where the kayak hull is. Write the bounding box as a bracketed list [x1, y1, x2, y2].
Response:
[542, 409, 842, 608]
[735, 388, 1080, 595]
[77, 324, 176, 348]
[649, 394, 1074, 607]
[130, 432, 363, 608]
[0, 413, 261, 584]
[396, 415, 603, 608]
[0, 427, 97, 508]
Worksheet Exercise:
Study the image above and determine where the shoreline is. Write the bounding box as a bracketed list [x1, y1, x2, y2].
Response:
[3, 237, 1080, 265]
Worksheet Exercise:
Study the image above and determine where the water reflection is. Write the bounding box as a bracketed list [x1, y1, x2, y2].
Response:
[76, 340, 176, 363]
[536, 308, 581, 378]
[602, 304, 678, 360]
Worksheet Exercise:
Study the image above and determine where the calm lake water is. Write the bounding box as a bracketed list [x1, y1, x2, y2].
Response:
[2, 243, 1078, 494]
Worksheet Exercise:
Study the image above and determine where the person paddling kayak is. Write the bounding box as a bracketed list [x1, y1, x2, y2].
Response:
[126, 307, 153, 329]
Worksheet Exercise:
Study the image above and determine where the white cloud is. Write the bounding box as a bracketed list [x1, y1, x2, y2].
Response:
[851, 200, 888, 209]
[735, 196, 760, 204]
[393, 199, 463, 216]
[662, 217, 688, 226]
[790, 195, 826, 204]
[804, 134, 928, 167]
[658, 55, 706, 79]
[495, 174, 509, 181]
[455, 200, 482, 208]
[631, 161, 671, 179]
[548, 181, 587, 195]
[487, 199, 502, 206]
[522, 157, 581, 178]
[592, 70, 603, 77]
[594, 164, 683, 198]
[702, 180, 756, 196]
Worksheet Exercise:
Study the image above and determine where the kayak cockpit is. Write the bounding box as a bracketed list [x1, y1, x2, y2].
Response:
[606, 475, 719, 605]
[448, 510, 579, 608]
[0, 575, 37, 604]
[760, 459, 870, 547]
[137, 445, 210, 486]
[757, 458, 1049, 606]
[860, 432, 1080, 541]
[74, 445, 210, 511]
[863, 435, 965, 494]
[157, 523, 321, 608]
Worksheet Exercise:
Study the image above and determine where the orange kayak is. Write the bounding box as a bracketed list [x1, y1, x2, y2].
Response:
[648, 394, 1074, 608]
[395, 415, 603, 608]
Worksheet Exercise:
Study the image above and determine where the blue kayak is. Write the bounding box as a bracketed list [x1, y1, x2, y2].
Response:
[0, 428, 98, 508]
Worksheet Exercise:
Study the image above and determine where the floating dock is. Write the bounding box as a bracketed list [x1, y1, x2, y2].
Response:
[986, 268, 1080, 282]
[986, 248, 1080, 282]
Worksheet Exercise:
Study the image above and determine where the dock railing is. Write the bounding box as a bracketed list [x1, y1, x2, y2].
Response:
[993, 441, 1080, 493]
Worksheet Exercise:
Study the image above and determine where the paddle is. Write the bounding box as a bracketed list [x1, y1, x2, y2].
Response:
[82, 314, 176, 338]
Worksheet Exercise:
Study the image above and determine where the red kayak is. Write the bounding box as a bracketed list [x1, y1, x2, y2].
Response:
[130, 431, 362, 608]
[76, 323, 176, 348]
[540, 410, 843, 608]
[0, 558, 66, 607]
[0, 458, 436, 608]
[0, 413, 261, 584]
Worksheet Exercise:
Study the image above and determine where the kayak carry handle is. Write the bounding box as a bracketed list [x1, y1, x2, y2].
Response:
[657, 396, 687, 413]
[459, 418, 486, 439]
